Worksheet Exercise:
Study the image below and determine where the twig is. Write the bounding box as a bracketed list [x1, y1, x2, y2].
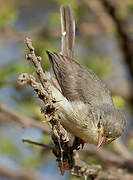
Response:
[71, 151, 101, 179]
[22, 139, 54, 149]
[18, 74, 57, 121]
[25, 38, 49, 90]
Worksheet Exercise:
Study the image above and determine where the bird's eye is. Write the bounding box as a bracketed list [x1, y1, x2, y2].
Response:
[99, 116, 102, 119]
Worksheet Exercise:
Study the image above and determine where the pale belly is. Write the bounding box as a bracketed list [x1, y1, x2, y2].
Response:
[45, 72, 99, 145]
[58, 105, 98, 145]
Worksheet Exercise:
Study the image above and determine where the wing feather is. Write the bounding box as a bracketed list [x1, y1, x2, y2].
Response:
[46, 51, 113, 106]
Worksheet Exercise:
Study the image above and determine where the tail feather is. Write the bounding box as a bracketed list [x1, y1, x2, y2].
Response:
[60, 5, 75, 58]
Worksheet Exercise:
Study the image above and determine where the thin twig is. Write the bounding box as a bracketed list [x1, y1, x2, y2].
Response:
[22, 139, 54, 149]
[25, 38, 49, 90]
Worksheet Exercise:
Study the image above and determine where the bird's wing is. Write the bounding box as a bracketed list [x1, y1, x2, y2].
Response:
[46, 51, 113, 106]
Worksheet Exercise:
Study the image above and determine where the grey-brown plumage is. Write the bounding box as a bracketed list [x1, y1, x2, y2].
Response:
[46, 51, 126, 146]
[47, 52, 112, 105]
[60, 5, 75, 58]
[45, 5, 126, 147]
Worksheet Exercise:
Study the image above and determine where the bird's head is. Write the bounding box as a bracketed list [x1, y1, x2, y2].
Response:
[90, 105, 126, 148]
[97, 107, 126, 148]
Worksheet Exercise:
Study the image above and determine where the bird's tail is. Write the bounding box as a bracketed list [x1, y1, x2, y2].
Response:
[60, 5, 75, 59]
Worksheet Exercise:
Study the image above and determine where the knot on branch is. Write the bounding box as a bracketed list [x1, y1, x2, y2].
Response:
[18, 73, 35, 85]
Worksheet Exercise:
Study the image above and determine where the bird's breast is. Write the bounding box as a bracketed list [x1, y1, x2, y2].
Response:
[58, 101, 98, 144]
[45, 72, 98, 144]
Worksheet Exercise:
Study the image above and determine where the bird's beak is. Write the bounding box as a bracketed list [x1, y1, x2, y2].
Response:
[97, 131, 105, 149]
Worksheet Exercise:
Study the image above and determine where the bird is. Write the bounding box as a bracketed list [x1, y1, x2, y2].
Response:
[45, 5, 126, 148]
[45, 51, 126, 148]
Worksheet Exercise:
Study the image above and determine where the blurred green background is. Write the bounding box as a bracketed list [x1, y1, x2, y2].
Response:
[0, 0, 133, 180]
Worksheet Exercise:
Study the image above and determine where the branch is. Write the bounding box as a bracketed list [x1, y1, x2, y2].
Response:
[100, 0, 133, 81]
[25, 38, 50, 90]
[83, 144, 133, 172]
[0, 103, 51, 134]
[80, 0, 113, 33]
[96, 168, 133, 180]
[112, 140, 133, 160]
[0, 165, 44, 180]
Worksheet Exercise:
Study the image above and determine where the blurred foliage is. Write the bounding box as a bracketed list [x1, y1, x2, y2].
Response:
[34, 38, 57, 71]
[0, 59, 33, 83]
[69, 176, 85, 180]
[87, 155, 100, 165]
[21, 151, 45, 168]
[0, 7, 16, 27]
[55, 0, 86, 22]
[122, 0, 133, 12]
[113, 96, 125, 109]
[0, 0, 17, 27]
[0, 135, 19, 155]
[41, 133, 51, 145]
[128, 139, 133, 151]
[80, 56, 113, 78]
